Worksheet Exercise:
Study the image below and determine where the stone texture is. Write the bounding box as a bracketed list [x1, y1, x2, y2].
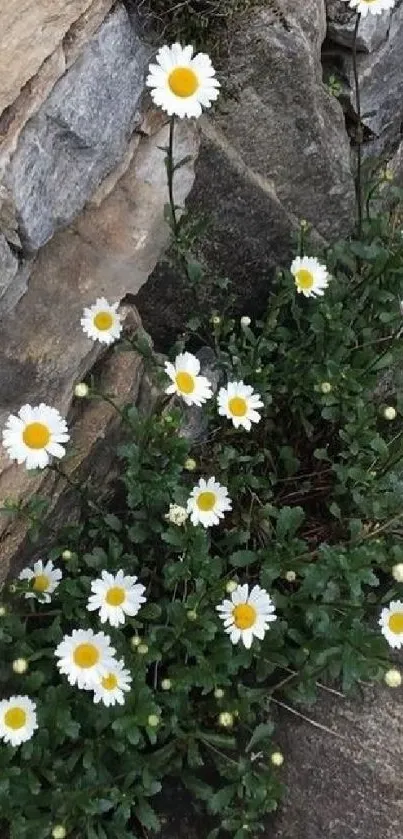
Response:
[0, 0, 115, 175]
[326, 0, 392, 52]
[0, 234, 18, 302]
[214, 0, 354, 241]
[0, 120, 197, 575]
[0, 0, 98, 115]
[6, 4, 150, 251]
[329, 2, 403, 156]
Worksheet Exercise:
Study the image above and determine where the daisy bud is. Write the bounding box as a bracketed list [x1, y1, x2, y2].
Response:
[320, 382, 332, 394]
[271, 751, 284, 766]
[74, 382, 89, 398]
[211, 315, 221, 326]
[130, 635, 141, 648]
[165, 504, 188, 526]
[383, 406, 396, 420]
[148, 714, 160, 728]
[8, 584, 16, 594]
[0, 605, 7, 617]
[12, 658, 28, 675]
[392, 564, 403, 583]
[214, 688, 225, 699]
[225, 581, 238, 593]
[384, 168, 394, 182]
[61, 550, 73, 561]
[218, 711, 234, 728]
[285, 570, 296, 582]
[161, 679, 172, 691]
[52, 828, 67, 839]
[300, 219, 309, 230]
[187, 610, 197, 621]
[255, 366, 262, 374]
[137, 644, 149, 655]
[184, 457, 197, 472]
[384, 668, 402, 688]
[241, 316, 251, 328]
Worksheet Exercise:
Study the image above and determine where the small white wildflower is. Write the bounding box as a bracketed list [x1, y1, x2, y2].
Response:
[226, 581, 238, 594]
[218, 711, 234, 728]
[161, 679, 172, 691]
[74, 382, 89, 398]
[137, 643, 149, 655]
[384, 406, 397, 421]
[320, 382, 332, 394]
[384, 668, 401, 688]
[12, 658, 28, 675]
[241, 316, 251, 328]
[148, 714, 160, 728]
[184, 457, 197, 471]
[211, 315, 221, 326]
[165, 504, 189, 526]
[61, 550, 73, 561]
[130, 635, 142, 648]
[271, 751, 284, 766]
[52, 827, 67, 839]
[214, 688, 225, 699]
[392, 564, 403, 583]
[285, 570, 296, 582]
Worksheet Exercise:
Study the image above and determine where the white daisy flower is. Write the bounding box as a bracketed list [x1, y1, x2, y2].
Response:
[165, 503, 189, 526]
[146, 43, 220, 119]
[55, 628, 116, 689]
[81, 298, 122, 345]
[217, 381, 263, 431]
[340, 0, 395, 16]
[2, 404, 69, 470]
[217, 583, 277, 649]
[165, 352, 213, 406]
[379, 600, 403, 649]
[187, 476, 232, 528]
[0, 695, 38, 747]
[92, 659, 132, 707]
[19, 559, 62, 603]
[290, 256, 330, 298]
[86, 569, 146, 628]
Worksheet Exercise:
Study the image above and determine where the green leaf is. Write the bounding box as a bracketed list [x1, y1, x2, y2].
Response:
[136, 798, 160, 832]
[229, 550, 256, 568]
[276, 506, 305, 540]
[245, 722, 275, 753]
[209, 784, 236, 815]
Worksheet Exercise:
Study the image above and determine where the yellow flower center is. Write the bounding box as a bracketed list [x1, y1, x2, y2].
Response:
[32, 574, 50, 593]
[101, 673, 118, 691]
[93, 311, 113, 331]
[105, 586, 126, 607]
[73, 643, 100, 669]
[228, 396, 248, 417]
[5, 706, 27, 730]
[175, 371, 195, 394]
[295, 269, 314, 290]
[232, 603, 257, 630]
[168, 67, 199, 98]
[388, 612, 403, 634]
[196, 491, 216, 512]
[22, 421, 50, 449]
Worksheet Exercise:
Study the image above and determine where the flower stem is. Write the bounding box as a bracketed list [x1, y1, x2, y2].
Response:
[352, 13, 363, 237]
[167, 115, 179, 238]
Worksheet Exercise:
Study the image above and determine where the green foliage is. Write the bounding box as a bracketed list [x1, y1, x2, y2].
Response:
[2, 134, 403, 839]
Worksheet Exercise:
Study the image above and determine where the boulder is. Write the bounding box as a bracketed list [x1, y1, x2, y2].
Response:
[5, 5, 150, 251]
[326, 0, 392, 52]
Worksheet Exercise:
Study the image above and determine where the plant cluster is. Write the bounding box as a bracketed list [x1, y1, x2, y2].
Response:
[1, 7, 403, 838]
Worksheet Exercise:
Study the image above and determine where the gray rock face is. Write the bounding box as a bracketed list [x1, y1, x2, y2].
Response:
[6, 5, 149, 251]
[326, 0, 392, 52]
[0, 233, 18, 301]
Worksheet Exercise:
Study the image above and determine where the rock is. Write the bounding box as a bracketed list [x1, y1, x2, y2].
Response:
[0, 233, 18, 302]
[326, 0, 392, 52]
[6, 4, 150, 251]
[0, 119, 197, 576]
[0, 0, 99, 115]
[331, 2, 403, 156]
[270, 682, 403, 839]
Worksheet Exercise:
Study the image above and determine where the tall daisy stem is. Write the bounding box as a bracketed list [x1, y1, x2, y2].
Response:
[167, 115, 179, 239]
[352, 13, 363, 238]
